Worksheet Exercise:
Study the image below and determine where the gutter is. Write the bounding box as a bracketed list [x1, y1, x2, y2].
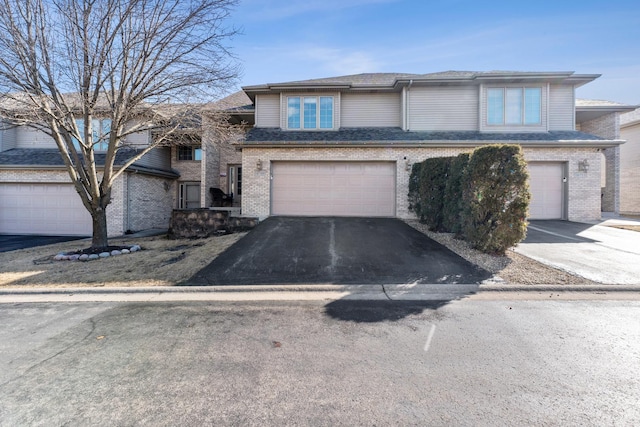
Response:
[238, 139, 626, 149]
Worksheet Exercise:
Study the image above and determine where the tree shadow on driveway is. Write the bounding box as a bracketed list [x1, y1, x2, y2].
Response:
[323, 299, 452, 323]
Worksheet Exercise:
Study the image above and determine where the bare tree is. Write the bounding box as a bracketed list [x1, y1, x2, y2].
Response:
[0, 0, 240, 247]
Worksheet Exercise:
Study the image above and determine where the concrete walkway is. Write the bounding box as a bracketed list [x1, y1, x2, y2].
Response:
[517, 215, 640, 285]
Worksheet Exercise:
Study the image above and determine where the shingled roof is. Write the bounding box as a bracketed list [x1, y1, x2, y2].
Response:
[0, 148, 179, 177]
[243, 127, 613, 146]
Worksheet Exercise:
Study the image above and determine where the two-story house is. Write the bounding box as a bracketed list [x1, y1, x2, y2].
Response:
[238, 71, 629, 222]
[0, 99, 250, 236]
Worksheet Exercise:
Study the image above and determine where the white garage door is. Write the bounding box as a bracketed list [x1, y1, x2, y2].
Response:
[271, 162, 396, 217]
[0, 183, 92, 235]
[528, 162, 565, 220]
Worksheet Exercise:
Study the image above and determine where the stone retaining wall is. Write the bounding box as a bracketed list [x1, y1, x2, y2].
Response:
[168, 209, 258, 238]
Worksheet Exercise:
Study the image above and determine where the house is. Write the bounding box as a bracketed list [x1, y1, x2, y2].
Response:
[619, 107, 640, 214]
[0, 101, 247, 236]
[238, 71, 630, 222]
[1, 70, 634, 237]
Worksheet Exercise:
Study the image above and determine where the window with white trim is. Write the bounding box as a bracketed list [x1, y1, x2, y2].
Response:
[72, 118, 112, 151]
[287, 96, 333, 129]
[487, 87, 541, 125]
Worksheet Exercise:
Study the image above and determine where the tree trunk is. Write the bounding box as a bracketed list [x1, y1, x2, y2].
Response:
[91, 207, 109, 248]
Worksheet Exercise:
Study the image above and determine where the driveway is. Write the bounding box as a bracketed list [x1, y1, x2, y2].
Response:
[0, 235, 85, 253]
[516, 219, 640, 284]
[187, 217, 491, 286]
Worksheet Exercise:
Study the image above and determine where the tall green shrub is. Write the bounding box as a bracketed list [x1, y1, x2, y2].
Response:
[442, 153, 470, 235]
[408, 157, 451, 231]
[462, 145, 530, 254]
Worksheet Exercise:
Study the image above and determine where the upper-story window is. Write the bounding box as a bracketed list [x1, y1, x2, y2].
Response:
[72, 118, 112, 151]
[177, 145, 202, 161]
[487, 87, 541, 126]
[287, 96, 333, 129]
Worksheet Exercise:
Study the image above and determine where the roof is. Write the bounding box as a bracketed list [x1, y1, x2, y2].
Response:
[621, 107, 640, 127]
[242, 71, 599, 96]
[0, 148, 179, 178]
[209, 90, 254, 112]
[575, 99, 638, 123]
[243, 128, 616, 147]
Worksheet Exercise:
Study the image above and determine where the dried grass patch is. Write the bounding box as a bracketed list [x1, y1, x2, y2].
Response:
[0, 233, 245, 288]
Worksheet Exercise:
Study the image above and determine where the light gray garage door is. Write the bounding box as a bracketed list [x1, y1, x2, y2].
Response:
[528, 162, 565, 220]
[271, 161, 396, 217]
[0, 183, 92, 235]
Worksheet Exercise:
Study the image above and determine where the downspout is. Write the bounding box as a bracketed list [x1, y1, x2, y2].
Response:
[126, 172, 130, 232]
[406, 79, 413, 131]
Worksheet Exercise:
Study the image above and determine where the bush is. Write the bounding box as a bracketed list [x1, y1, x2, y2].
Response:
[461, 144, 530, 254]
[442, 153, 470, 235]
[408, 157, 452, 231]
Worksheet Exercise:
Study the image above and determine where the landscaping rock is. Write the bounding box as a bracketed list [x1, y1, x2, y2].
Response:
[79, 254, 89, 261]
[88, 254, 100, 260]
[69, 255, 80, 261]
[130, 245, 141, 252]
[99, 252, 111, 258]
[111, 250, 122, 256]
[121, 249, 130, 254]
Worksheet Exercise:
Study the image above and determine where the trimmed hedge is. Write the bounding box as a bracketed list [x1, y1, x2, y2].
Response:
[408, 145, 530, 254]
[408, 157, 452, 231]
[461, 145, 529, 254]
[442, 153, 470, 235]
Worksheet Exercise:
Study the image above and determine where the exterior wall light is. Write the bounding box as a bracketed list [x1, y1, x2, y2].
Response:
[578, 159, 589, 173]
[404, 157, 411, 171]
[256, 159, 263, 171]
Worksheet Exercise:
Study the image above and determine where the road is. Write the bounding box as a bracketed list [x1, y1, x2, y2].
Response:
[1, 297, 639, 426]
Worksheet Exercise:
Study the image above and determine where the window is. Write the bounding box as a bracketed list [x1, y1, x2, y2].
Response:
[228, 165, 242, 196]
[487, 87, 541, 126]
[177, 146, 202, 161]
[287, 96, 333, 129]
[72, 118, 112, 151]
[179, 182, 201, 209]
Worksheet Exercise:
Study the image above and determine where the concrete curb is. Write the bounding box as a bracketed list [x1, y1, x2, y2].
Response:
[0, 283, 638, 303]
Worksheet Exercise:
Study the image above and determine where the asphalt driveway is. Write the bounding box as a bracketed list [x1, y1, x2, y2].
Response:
[517, 219, 640, 284]
[0, 235, 85, 253]
[187, 217, 491, 286]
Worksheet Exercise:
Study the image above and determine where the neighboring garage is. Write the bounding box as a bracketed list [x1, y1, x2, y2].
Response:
[528, 162, 566, 220]
[271, 161, 396, 217]
[0, 183, 92, 236]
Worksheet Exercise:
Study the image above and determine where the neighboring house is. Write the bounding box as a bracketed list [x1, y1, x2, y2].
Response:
[238, 71, 630, 222]
[619, 107, 640, 214]
[0, 96, 250, 236]
[575, 99, 638, 213]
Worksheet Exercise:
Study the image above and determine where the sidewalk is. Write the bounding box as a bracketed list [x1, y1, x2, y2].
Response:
[1, 283, 640, 303]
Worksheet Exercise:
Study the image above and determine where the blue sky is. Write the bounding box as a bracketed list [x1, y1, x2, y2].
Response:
[227, 0, 640, 104]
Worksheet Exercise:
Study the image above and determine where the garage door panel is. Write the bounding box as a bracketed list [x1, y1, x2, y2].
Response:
[0, 183, 92, 235]
[528, 163, 565, 220]
[272, 161, 396, 217]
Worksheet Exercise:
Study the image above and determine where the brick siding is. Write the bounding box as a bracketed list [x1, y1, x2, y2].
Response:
[241, 145, 603, 222]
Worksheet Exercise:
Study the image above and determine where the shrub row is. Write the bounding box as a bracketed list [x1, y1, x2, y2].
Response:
[408, 144, 530, 254]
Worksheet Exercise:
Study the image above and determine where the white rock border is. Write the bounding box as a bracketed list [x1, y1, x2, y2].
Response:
[54, 245, 142, 261]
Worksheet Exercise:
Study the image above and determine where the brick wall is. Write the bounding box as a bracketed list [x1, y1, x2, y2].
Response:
[580, 112, 621, 213]
[126, 173, 174, 231]
[241, 145, 603, 222]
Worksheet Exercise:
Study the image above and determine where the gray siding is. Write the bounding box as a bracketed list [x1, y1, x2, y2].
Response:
[408, 86, 478, 131]
[256, 94, 280, 128]
[479, 84, 548, 133]
[123, 128, 150, 147]
[134, 146, 171, 170]
[0, 124, 17, 151]
[16, 126, 56, 148]
[548, 84, 575, 131]
[341, 93, 401, 127]
[620, 122, 640, 213]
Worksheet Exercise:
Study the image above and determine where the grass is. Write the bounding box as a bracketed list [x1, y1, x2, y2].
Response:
[0, 232, 245, 288]
[607, 225, 640, 232]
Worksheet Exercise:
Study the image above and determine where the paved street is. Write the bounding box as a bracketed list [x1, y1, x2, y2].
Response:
[1, 297, 639, 425]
